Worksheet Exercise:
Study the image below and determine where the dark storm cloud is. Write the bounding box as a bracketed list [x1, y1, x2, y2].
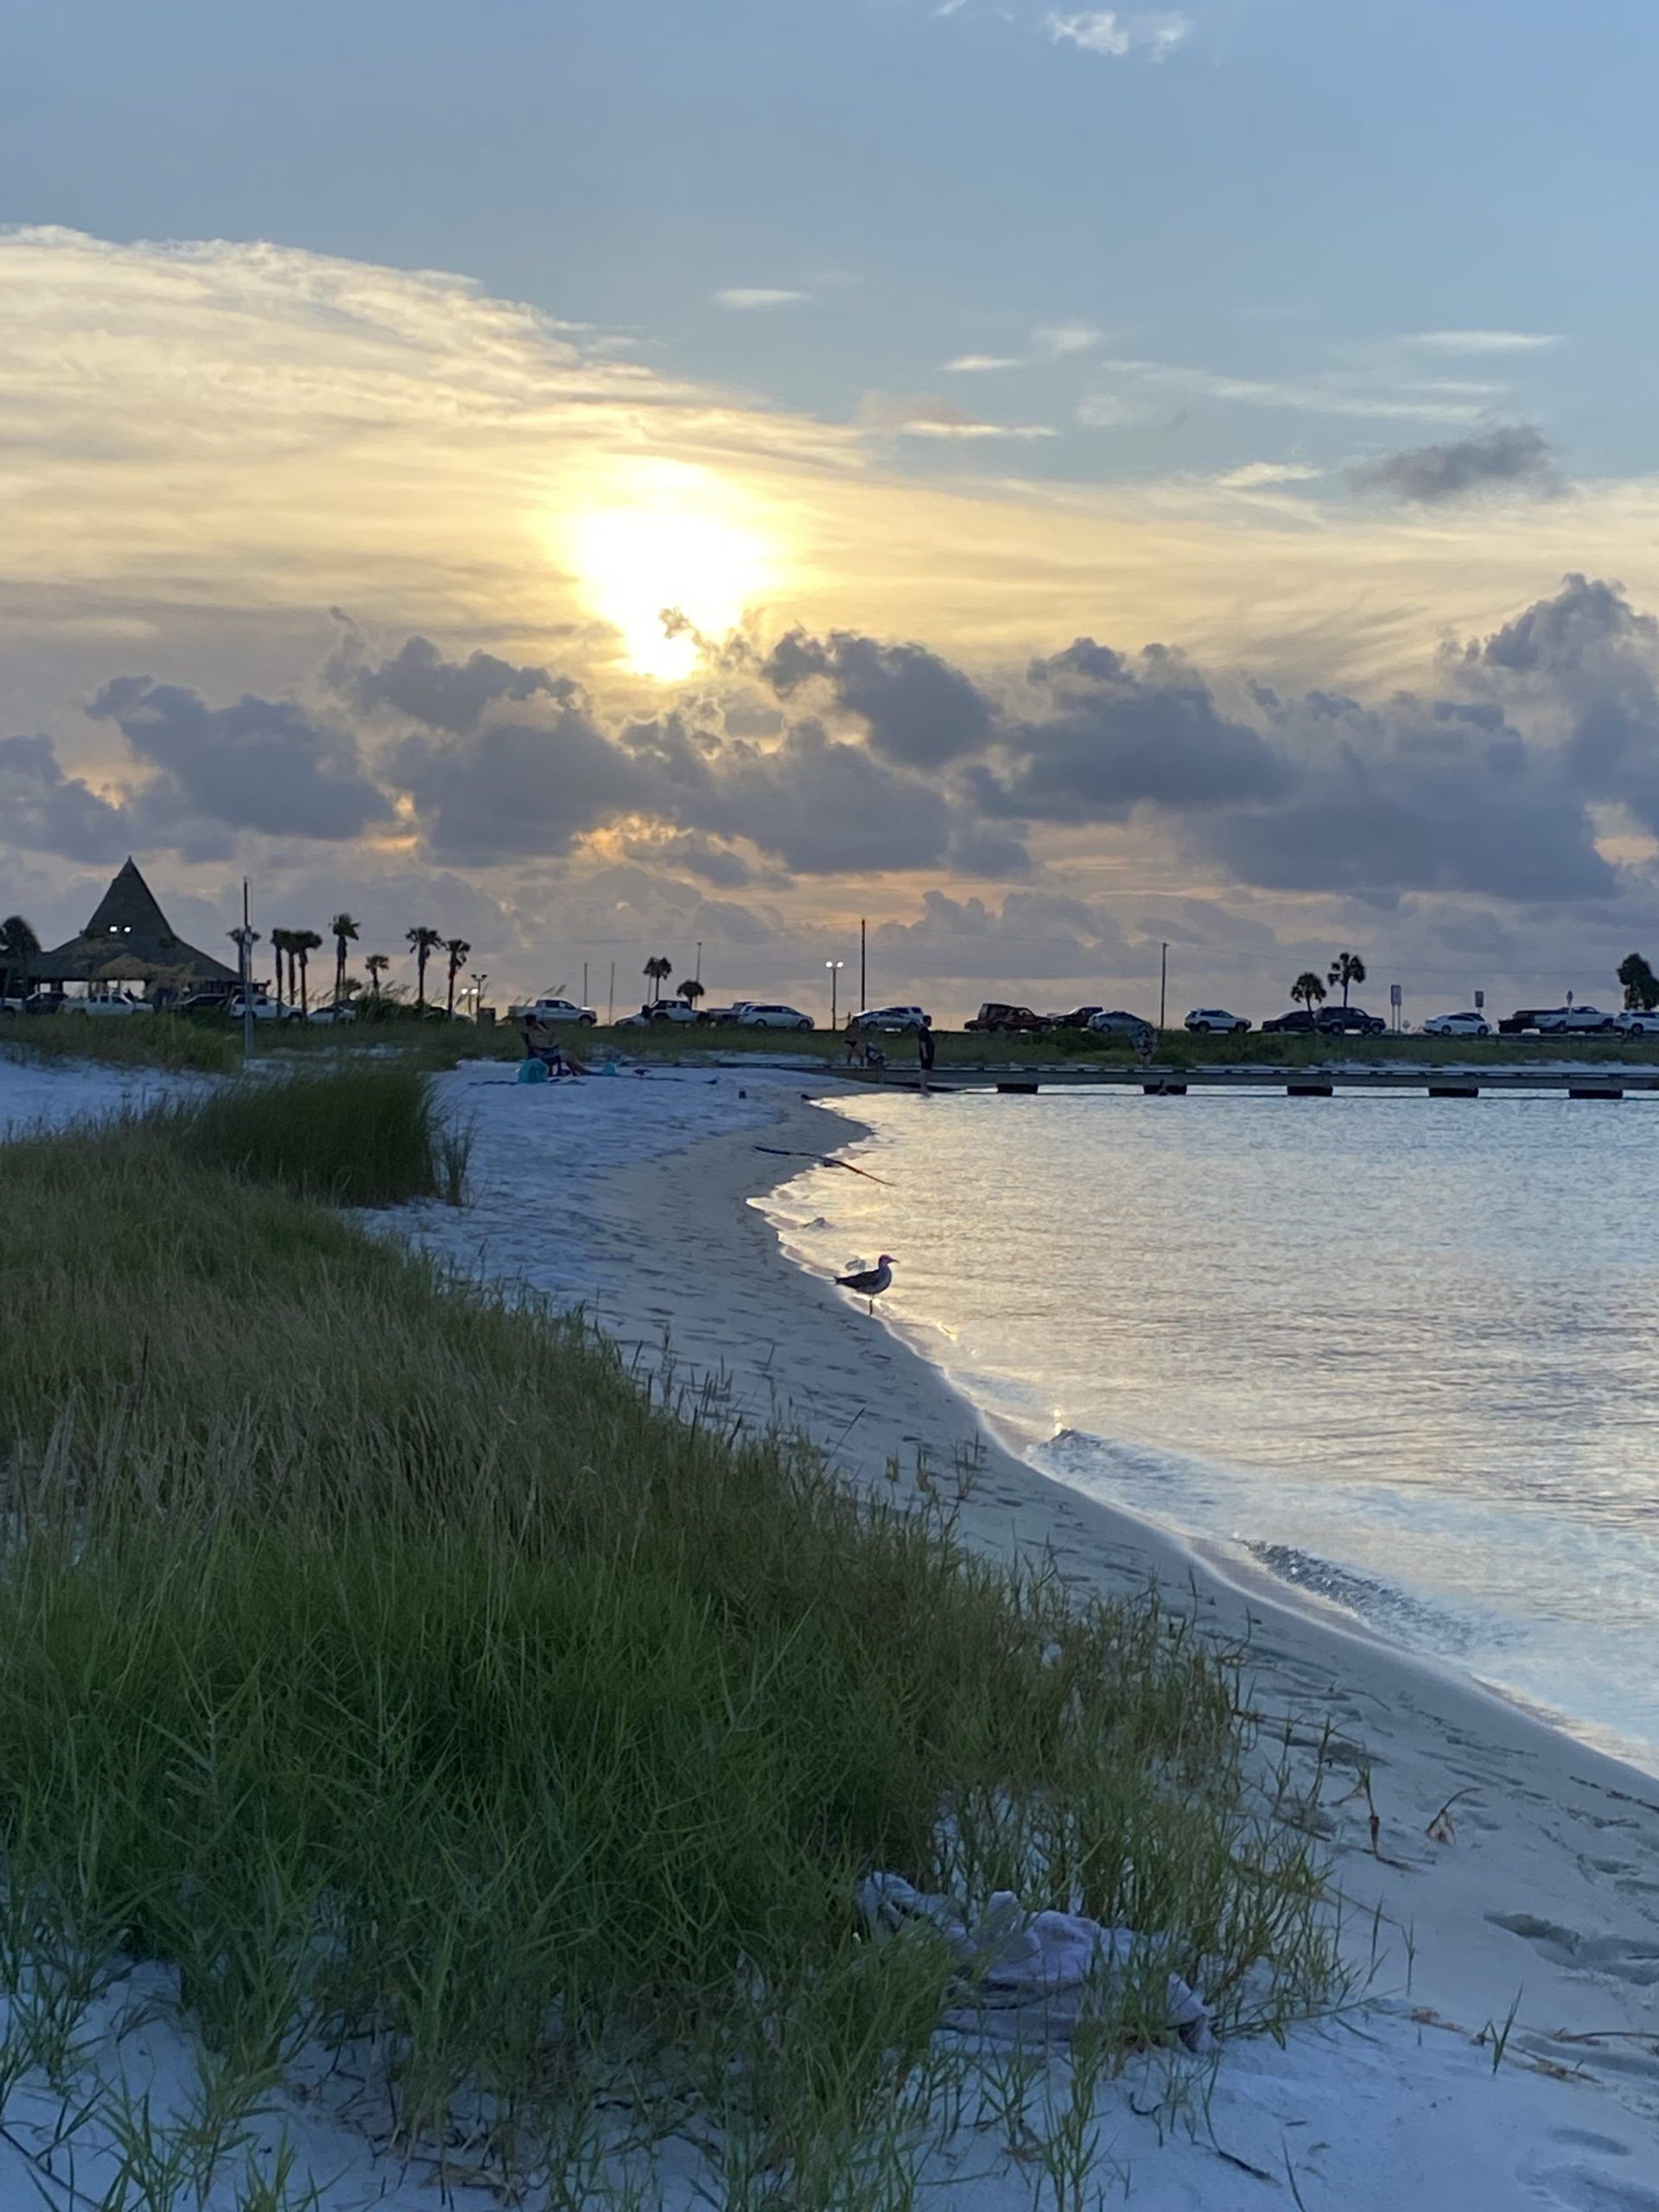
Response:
[328, 632, 574, 733]
[618, 830, 760, 888]
[760, 627, 995, 768]
[0, 734, 131, 863]
[981, 639, 1287, 818]
[89, 676, 390, 839]
[1190, 688, 1612, 902]
[1348, 423, 1559, 505]
[391, 703, 647, 865]
[872, 889, 1130, 984]
[701, 719, 957, 873]
[1455, 574, 1659, 837]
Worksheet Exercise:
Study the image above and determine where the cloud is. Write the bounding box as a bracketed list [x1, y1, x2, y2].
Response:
[1045, 11, 1192, 60]
[391, 702, 648, 866]
[944, 354, 1022, 373]
[1031, 323, 1102, 357]
[856, 393, 1057, 439]
[87, 676, 391, 840]
[1214, 461, 1321, 489]
[1094, 357, 1490, 423]
[1190, 687, 1612, 903]
[1349, 423, 1560, 505]
[712, 288, 810, 310]
[0, 734, 131, 863]
[327, 632, 574, 732]
[760, 627, 995, 768]
[1077, 391, 1151, 429]
[1405, 330, 1562, 355]
[982, 639, 1287, 819]
[873, 888, 1130, 982]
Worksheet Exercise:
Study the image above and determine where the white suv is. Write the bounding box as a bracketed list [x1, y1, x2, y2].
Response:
[737, 1003, 815, 1032]
[1184, 1007, 1249, 1034]
[1536, 1006, 1616, 1033]
[857, 1004, 931, 1035]
[510, 995, 597, 1025]
[1614, 1009, 1659, 1034]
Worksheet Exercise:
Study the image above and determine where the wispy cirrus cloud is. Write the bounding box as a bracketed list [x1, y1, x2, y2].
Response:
[1404, 328, 1562, 355]
[712, 287, 810, 310]
[1045, 10, 1192, 60]
[1086, 356, 1494, 424]
[857, 393, 1058, 440]
[944, 353, 1023, 373]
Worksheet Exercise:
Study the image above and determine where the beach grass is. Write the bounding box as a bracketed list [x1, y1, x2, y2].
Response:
[0, 1011, 240, 1073]
[0, 1065, 1338, 2202]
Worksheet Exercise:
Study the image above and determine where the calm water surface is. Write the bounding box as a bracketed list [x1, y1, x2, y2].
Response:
[762, 1090, 1659, 1773]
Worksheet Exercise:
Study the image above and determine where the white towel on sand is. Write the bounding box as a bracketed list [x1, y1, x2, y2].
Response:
[856, 1872, 1213, 2051]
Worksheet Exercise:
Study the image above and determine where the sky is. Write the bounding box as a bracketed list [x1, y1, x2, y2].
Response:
[6, 0, 1659, 1021]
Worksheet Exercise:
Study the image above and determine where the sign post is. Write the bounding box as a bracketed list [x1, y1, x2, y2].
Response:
[1389, 982, 1402, 1033]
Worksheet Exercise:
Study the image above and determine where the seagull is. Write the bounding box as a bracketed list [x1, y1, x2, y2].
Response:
[836, 1255, 893, 1313]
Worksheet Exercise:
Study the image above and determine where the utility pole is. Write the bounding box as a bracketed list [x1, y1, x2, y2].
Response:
[238, 880, 256, 1067]
[860, 917, 867, 1011]
[582, 961, 588, 1007]
[607, 961, 615, 1025]
[1159, 941, 1168, 1035]
[695, 940, 702, 983]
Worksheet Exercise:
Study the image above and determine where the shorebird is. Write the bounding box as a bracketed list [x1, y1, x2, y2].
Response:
[836, 1255, 893, 1313]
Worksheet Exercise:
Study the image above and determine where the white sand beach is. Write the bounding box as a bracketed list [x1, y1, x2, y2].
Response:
[3, 1051, 1656, 2209]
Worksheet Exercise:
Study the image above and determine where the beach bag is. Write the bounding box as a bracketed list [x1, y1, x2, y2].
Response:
[517, 1057, 550, 1084]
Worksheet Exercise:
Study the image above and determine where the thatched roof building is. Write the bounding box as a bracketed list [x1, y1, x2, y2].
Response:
[36, 860, 238, 992]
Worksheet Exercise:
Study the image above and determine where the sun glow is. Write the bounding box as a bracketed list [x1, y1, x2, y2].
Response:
[567, 463, 776, 680]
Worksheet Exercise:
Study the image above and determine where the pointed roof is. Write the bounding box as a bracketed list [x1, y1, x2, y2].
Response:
[35, 858, 238, 987]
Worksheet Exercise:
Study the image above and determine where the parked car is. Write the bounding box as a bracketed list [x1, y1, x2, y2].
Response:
[72, 988, 154, 1017]
[735, 1002, 815, 1032]
[1262, 1009, 1319, 1033]
[1184, 1007, 1250, 1034]
[508, 995, 597, 1025]
[1614, 1009, 1659, 1034]
[1422, 1011, 1491, 1038]
[964, 1002, 1048, 1034]
[0, 996, 22, 1016]
[857, 1003, 931, 1035]
[306, 1001, 358, 1025]
[1086, 1008, 1155, 1048]
[1048, 1005, 1103, 1030]
[1498, 1007, 1551, 1034]
[1315, 1006, 1388, 1036]
[695, 1003, 753, 1024]
[228, 994, 304, 1024]
[175, 991, 237, 1019]
[1536, 1006, 1616, 1033]
[22, 990, 66, 1015]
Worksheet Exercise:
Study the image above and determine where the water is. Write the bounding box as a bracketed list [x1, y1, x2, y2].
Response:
[761, 1089, 1659, 1774]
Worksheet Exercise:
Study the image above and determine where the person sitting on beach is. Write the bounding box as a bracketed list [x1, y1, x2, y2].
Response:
[521, 1014, 569, 1077]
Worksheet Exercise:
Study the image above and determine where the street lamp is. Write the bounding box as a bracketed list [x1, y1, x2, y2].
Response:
[825, 959, 844, 1029]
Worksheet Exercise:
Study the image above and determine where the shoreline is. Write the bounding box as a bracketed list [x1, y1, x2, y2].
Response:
[391, 1058, 1659, 2200]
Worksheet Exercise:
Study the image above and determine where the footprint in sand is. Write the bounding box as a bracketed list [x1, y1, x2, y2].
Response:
[1488, 1911, 1659, 1986]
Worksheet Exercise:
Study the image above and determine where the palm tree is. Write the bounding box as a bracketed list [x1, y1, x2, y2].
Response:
[642, 954, 673, 1001]
[268, 927, 294, 1007]
[1327, 950, 1366, 1008]
[677, 976, 705, 1010]
[1291, 970, 1327, 1018]
[407, 925, 442, 1010]
[365, 953, 391, 996]
[292, 929, 324, 1014]
[443, 938, 472, 1017]
[0, 914, 41, 1005]
[330, 912, 359, 1007]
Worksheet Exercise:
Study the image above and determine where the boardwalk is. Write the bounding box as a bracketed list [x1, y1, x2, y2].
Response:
[838, 1063, 1655, 1099]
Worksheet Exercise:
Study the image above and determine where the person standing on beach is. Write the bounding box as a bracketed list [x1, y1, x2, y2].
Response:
[917, 1017, 936, 1091]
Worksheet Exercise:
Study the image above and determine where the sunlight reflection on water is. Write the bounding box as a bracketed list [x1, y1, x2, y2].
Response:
[762, 1089, 1659, 1771]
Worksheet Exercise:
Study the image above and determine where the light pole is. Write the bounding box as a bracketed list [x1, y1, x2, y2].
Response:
[826, 959, 844, 1029]
[469, 970, 487, 1021]
[1159, 941, 1168, 1035]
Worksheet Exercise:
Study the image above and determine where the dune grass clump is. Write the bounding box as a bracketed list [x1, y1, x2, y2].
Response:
[0, 1011, 239, 1073]
[0, 1072, 1337, 2198]
[145, 1059, 452, 1205]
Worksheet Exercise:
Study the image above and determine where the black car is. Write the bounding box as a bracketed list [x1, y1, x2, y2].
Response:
[1261, 1008, 1320, 1033]
[1316, 1006, 1387, 1035]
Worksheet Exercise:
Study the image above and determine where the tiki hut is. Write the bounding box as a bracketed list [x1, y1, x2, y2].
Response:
[35, 860, 238, 1000]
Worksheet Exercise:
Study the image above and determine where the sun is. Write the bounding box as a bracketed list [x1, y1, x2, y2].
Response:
[566, 462, 775, 680]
